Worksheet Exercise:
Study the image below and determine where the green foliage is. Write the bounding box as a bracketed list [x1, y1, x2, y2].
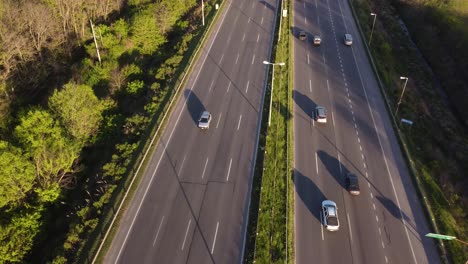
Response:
[82, 59, 117, 91]
[0, 141, 35, 208]
[0, 208, 42, 263]
[14, 108, 79, 192]
[123, 114, 149, 138]
[130, 10, 166, 55]
[49, 83, 103, 142]
[36, 183, 61, 203]
[125, 80, 145, 95]
[122, 64, 142, 81]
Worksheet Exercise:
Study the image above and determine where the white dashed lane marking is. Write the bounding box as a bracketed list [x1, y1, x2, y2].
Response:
[201, 158, 209, 179]
[226, 158, 233, 181]
[181, 219, 191, 250]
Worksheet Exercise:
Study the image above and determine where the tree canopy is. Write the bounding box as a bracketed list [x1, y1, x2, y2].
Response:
[0, 141, 35, 208]
[49, 83, 103, 142]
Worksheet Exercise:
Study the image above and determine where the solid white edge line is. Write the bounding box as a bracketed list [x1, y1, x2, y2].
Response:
[181, 219, 192, 250]
[226, 158, 233, 181]
[152, 216, 165, 247]
[202, 158, 209, 179]
[211, 221, 220, 254]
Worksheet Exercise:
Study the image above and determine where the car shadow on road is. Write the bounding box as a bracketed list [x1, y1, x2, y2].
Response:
[293, 90, 316, 120]
[317, 150, 346, 189]
[376, 195, 411, 223]
[293, 168, 326, 223]
[259, 0, 275, 12]
[184, 89, 205, 126]
[316, 150, 413, 224]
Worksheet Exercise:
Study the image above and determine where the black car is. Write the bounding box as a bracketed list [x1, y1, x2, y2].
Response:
[345, 173, 360, 195]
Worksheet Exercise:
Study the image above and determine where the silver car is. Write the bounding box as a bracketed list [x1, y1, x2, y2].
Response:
[322, 200, 339, 231]
[344, 34, 352, 46]
[198, 111, 212, 129]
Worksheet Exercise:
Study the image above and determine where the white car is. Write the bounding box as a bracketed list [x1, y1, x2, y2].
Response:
[344, 34, 353, 46]
[313, 35, 321, 46]
[198, 111, 212, 129]
[322, 200, 339, 231]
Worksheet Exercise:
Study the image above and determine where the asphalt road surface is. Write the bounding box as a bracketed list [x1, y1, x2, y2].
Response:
[292, 0, 441, 263]
[104, 0, 278, 263]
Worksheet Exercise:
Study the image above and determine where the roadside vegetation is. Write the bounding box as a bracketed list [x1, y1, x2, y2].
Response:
[350, 0, 468, 262]
[244, 0, 293, 263]
[0, 0, 220, 263]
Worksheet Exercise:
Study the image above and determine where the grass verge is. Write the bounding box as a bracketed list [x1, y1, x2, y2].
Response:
[349, 0, 468, 262]
[243, 0, 292, 262]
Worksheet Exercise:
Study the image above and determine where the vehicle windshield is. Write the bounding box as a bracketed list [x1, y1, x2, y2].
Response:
[200, 117, 208, 123]
[327, 215, 338, 226]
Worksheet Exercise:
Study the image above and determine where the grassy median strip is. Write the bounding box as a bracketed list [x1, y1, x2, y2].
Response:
[244, 0, 292, 262]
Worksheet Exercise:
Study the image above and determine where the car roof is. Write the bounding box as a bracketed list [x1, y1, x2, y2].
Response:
[316, 106, 326, 115]
[346, 172, 358, 180]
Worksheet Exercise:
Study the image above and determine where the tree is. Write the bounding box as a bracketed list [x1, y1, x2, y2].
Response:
[14, 108, 79, 198]
[130, 9, 166, 55]
[0, 208, 42, 263]
[0, 141, 35, 209]
[49, 83, 103, 142]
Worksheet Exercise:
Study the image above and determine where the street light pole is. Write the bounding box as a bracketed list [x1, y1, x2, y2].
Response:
[394, 76, 408, 117]
[369, 13, 377, 46]
[202, 0, 205, 26]
[263, 60, 285, 126]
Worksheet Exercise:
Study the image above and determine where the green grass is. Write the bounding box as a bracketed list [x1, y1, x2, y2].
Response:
[349, 0, 468, 262]
[247, 0, 292, 263]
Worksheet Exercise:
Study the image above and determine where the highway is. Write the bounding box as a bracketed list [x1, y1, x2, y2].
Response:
[292, 0, 441, 263]
[104, 0, 278, 263]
